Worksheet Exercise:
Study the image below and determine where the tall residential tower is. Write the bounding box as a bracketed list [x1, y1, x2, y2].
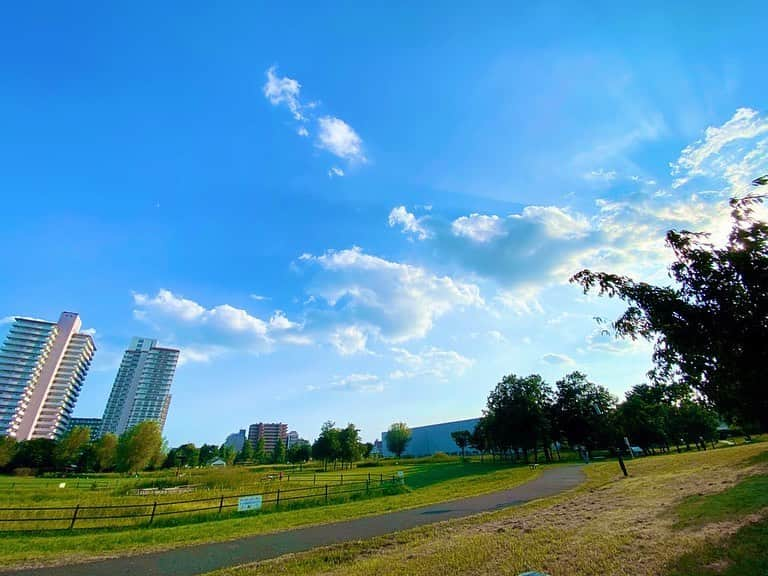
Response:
[0, 312, 96, 439]
[100, 337, 179, 437]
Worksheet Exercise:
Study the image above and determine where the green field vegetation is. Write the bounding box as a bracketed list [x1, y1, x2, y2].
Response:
[0, 457, 538, 567]
[208, 441, 768, 576]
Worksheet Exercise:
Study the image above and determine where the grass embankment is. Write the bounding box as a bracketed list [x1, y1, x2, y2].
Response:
[209, 442, 768, 576]
[0, 460, 537, 567]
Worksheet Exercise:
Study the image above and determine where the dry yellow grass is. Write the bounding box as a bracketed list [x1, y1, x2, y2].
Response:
[214, 443, 768, 576]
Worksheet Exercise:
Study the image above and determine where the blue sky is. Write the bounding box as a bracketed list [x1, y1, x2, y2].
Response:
[2, 2, 767, 446]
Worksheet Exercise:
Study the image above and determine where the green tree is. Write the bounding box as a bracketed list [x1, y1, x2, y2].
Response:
[199, 444, 219, 465]
[339, 423, 361, 468]
[116, 421, 164, 473]
[552, 372, 616, 455]
[451, 430, 471, 460]
[361, 442, 374, 459]
[385, 422, 411, 458]
[12, 438, 56, 470]
[469, 422, 489, 462]
[483, 374, 553, 462]
[312, 421, 341, 470]
[254, 437, 266, 463]
[54, 426, 91, 471]
[220, 444, 237, 465]
[272, 438, 286, 464]
[287, 441, 311, 463]
[572, 195, 768, 431]
[0, 436, 17, 470]
[178, 443, 200, 468]
[235, 439, 254, 464]
[94, 433, 118, 472]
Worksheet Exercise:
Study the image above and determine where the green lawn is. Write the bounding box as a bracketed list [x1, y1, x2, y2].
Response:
[0, 459, 538, 568]
[208, 442, 768, 576]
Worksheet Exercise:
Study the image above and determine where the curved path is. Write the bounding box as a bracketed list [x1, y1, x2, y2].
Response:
[5, 466, 584, 576]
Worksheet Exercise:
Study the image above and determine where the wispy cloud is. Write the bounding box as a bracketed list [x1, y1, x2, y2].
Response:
[388, 206, 430, 240]
[542, 352, 575, 365]
[263, 66, 367, 171]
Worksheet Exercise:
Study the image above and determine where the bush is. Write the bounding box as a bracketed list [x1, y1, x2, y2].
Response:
[357, 461, 383, 468]
[12, 467, 35, 476]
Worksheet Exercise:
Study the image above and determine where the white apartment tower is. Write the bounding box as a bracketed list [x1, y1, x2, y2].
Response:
[100, 337, 179, 437]
[0, 312, 96, 440]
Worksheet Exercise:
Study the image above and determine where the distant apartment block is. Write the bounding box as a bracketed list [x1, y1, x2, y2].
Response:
[100, 337, 179, 437]
[224, 429, 247, 453]
[248, 422, 287, 454]
[0, 312, 96, 440]
[286, 430, 299, 448]
[66, 417, 103, 441]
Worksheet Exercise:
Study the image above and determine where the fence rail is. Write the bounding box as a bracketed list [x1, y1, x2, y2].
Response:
[0, 474, 405, 531]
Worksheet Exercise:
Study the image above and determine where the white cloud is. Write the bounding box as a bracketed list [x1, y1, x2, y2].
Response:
[451, 214, 505, 243]
[494, 286, 545, 316]
[302, 246, 483, 343]
[177, 345, 226, 366]
[317, 116, 365, 162]
[516, 206, 591, 240]
[329, 325, 369, 355]
[263, 66, 305, 121]
[584, 168, 617, 182]
[297, 126, 309, 137]
[671, 108, 768, 188]
[328, 166, 345, 178]
[250, 294, 270, 301]
[331, 373, 384, 393]
[388, 206, 429, 240]
[389, 346, 474, 381]
[542, 353, 575, 365]
[133, 289, 305, 354]
[81, 327, 97, 336]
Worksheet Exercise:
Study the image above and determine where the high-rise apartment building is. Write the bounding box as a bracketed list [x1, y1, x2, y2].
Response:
[248, 422, 288, 455]
[65, 417, 103, 441]
[0, 312, 96, 440]
[100, 337, 179, 437]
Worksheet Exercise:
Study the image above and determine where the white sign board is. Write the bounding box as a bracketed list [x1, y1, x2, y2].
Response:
[238, 495, 263, 512]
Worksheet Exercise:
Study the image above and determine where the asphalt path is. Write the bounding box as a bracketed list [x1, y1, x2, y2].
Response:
[3, 465, 584, 576]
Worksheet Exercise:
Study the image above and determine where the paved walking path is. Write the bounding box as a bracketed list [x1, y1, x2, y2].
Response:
[4, 466, 584, 576]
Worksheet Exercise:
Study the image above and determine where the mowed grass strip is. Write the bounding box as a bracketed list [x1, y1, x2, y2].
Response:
[208, 442, 768, 576]
[0, 460, 537, 567]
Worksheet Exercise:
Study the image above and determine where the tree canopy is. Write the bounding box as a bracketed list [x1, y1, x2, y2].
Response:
[571, 196, 768, 431]
[385, 422, 411, 458]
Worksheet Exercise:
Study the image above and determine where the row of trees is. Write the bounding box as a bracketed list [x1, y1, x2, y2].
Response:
[0, 421, 165, 474]
[311, 421, 374, 470]
[462, 371, 720, 463]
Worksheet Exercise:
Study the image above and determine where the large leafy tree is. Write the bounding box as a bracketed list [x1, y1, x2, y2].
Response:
[0, 436, 17, 470]
[54, 426, 91, 470]
[483, 374, 553, 462]
[339, 423, 361, 467]
[572, 195, 768, 431]
[312, 421, 341, 470]
[552, 372, 616, 453]
[116, 421, 164, 473]
[385, 422, 412, 458]
[94, 433, 118, 471]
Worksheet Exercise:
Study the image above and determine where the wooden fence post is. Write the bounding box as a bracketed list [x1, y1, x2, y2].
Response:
[277, 489, 281, 507]
[218, 495, 224, 513]
[325, 484, 328, 504]
[149, 501, 157, 524]
[69, 504, 80, 529]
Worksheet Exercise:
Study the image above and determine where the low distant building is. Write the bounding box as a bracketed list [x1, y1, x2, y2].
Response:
[66, 417, 103, 441]
[381, 417, 480, 457]
[209, 458, 226, 467]
[371, 439, 383, 456]
[224, 429, 247, 452]
[248, 422, 288, 455]
[286, 430, 299, 448]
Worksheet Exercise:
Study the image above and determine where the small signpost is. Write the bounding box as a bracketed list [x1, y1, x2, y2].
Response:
[237, 495, 263, 512]
[396, 471, 404, 484]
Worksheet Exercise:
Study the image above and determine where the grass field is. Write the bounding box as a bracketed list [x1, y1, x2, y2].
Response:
[0, 458, 538, 567]
[208, 441, 768, 576]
